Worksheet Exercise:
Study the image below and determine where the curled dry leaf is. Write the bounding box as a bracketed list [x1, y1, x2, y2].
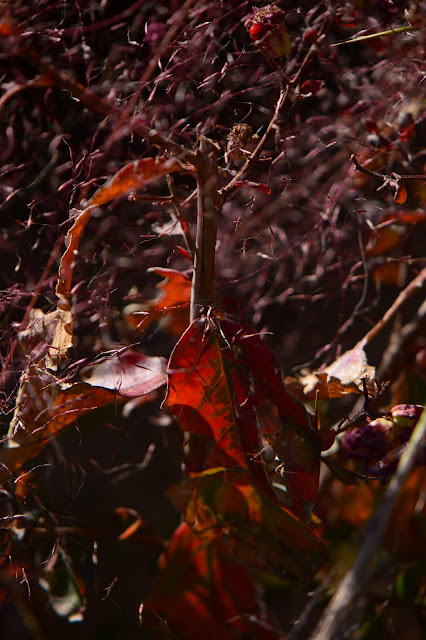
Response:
[50, 157, 195, 368]
[297, 343, 376, 400]
[1, 352, 166, 483]
[2, 366, 115, 483]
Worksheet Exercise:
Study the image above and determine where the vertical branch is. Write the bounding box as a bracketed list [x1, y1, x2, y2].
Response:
[190, 136, 221, 322]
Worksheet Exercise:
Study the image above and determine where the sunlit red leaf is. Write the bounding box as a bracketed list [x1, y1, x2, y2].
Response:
[143, 522, 279, 640]
[167, 318, 254, 471]
[167, 317, 323, 522]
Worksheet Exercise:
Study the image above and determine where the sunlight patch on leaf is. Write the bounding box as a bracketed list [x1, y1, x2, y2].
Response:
[165, 318, 325, 574]
[298, 344, 376, 400]
[39, 549, 86, 623]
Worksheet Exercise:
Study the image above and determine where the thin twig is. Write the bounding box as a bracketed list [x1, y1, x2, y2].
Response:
[167, 175, 196, 256]
[308, 406, 426, 640]
[17, 46, 198, 167]
[220, 27, 329, 201]
[331, 25, 417, 47]
[359, 267, 426, 347]
[377, 297, 426, 378]
[351, 154, 426, 181]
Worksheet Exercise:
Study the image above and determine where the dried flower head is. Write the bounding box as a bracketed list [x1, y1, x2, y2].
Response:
[226, 123, 259, 167]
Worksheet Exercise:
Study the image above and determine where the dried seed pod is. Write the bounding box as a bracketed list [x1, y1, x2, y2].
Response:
[244, 5, 291, 59]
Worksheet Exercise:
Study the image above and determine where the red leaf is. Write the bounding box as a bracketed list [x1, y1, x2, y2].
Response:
[167, 318, 254, 471]
[219, 319, 321, 518]
[300, 80, 323, 96]
[144, 522, 279, 640]
[234, 180, 272, 194]
[167, 468, 325, 579]
[167, 319, 320, 560]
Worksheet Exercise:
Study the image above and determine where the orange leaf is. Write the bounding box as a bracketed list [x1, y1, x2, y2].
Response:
[365, 225, 405, 258]
[124, 268, 192, 337]
[393, 182, 408, 204]
[88, 157, 195, 207]
[298, 343, 376, 400]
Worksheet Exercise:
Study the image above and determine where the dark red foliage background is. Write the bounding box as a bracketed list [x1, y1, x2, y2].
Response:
[0, 1, 425, 638]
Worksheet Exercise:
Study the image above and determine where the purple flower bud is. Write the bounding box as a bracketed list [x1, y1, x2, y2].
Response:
[341, 419, 393, 460]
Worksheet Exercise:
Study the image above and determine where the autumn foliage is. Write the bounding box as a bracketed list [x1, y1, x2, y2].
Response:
[0, 1, 425, 639]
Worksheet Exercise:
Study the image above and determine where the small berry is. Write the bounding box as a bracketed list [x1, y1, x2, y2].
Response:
[244, 5, 291, 59]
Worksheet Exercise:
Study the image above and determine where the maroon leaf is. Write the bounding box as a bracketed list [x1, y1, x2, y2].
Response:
[80, 351, 167, 397]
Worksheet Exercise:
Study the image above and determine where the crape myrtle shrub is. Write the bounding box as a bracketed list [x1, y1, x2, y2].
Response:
[0, 1, 425, 639]
[1, 1, 425, 366]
